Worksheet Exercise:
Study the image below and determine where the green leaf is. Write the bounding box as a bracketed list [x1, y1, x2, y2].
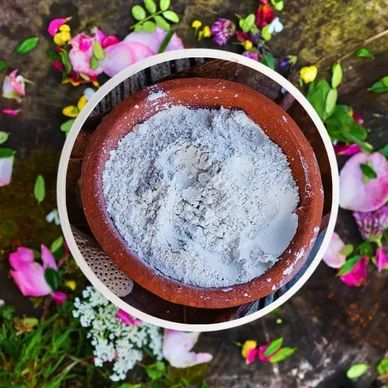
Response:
[0, 60, 6, 71]
[239, 13, 255, 33]
[92, 42, 105, 60]
[269, 347, 296, 363]
[262, 25, 272, 41]
[163, 10, 180, 23]
[262, 51, 276, 70]
[145, 361, 166, 381]
[143, 20, 157, 32]
[132, 5, 147, 21]
[331, 62, 343, 89]
[0, 131, 9, 145]
[271, 0, 284, 11]
[264, 337, 283, 357]
[377, 358, 388, 376]
[159, 0, 170, 11]
[15, 36, 39, 54]
[337, 255, 361, 276]
[360, 162, 377, 182]
[369, 76, 388, 93]
[60, 119, 74, 134]
[356, 241, 373, 256]
[340, 244, 353, 257]
[306, 80, 331, 120]
[58, 50, 72, 75]
[379, 144, 388, 158]
[0, 148, 15, 158]
[144, 0, 157, 13]
[158, 29, 174, 53]
[89, 56, 99, 70]
[34, 174, 46, 203]
[50, 236, 64, 253]
[134, 24, 143, 32]
[325, 88, 337, 115]
[44, 268, 59, 290]
[355, 47, 373, 59]
[346, 363, 369, 380]
[154, 15, 170, 30]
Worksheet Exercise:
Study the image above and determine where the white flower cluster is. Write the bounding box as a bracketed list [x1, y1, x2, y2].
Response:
[73, 286, 163, 381]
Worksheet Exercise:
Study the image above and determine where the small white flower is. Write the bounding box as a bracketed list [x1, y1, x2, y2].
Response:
[268, 17, 283, 34]
[46, 209, 61, 225]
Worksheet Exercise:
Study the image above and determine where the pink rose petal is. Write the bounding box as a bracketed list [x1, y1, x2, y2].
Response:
[2, 108, 21, 116]
[339, 256, 368, 287]
[376, 247, 388, 272]
[41, 245, 58, 270]
[11, 263, 52, 296]
[48, 17, 71, 36]
[246, 348, 258, 364]
[334, 143, 362, 156]
[51, 290, 68, 305]
[0, 154, 14, 186]
[258, 344, 272, 362]
[339, 152, 388, 211]
[9, 247, 35, 270]
[163, 329, 213, 368]
[102, 35, 120, 48]
[323, 232, 347, 268]
[2, 70, 27, 102]
[116, 309, 141, 325]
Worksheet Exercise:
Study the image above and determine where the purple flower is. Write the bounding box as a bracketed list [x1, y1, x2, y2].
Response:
[353, 206, 388, 243]
[211, 18, 236, 46]
[243, 51, 259, 61]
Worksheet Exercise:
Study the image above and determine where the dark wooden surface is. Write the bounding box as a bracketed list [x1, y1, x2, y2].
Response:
[0, 0, 387, 386]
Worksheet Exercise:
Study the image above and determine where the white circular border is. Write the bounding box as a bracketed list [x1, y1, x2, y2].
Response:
[57, 49, 339, 332]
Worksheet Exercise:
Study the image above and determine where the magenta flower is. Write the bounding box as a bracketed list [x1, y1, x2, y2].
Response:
[48, 17, 71, 36]
[92, 27, 120, 48]
[243, 51, 260, 61]
[211, 18, 236, 46]
[339, 152, 388, 211]
[376, 247, 388, 271]
[2, 70, 30, 103]
[339, 256, 368, 287]
[2, 108, 21, 116]
[353, 206, 388, 243]
[116, 309, 141, 326]
[0, 150, 15, 187]
[323, 232, 347, 268]
[256, 0, 275, 29]
[100, 28, 184, 77]
[334, 143, 362, 156]
[9, 245, 67, 303]
[163, 329, 212, 368]
[258, 344, 272, 362]
[246, 348, 259, 364]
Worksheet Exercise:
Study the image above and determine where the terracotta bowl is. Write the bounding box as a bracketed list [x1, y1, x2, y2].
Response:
[81, 78, 324, 309]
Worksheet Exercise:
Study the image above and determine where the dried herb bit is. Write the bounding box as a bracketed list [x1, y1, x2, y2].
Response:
[346, 363, 369, 380]
[360, 162, 377, 183]
[369, 76, 388, 93]
[15, 36, 39, 55]
[355, 47, 373, 59]
[34, 174, 46, 203]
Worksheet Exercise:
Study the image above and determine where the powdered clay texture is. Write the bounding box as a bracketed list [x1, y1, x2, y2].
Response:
[102, 106, 300, 288]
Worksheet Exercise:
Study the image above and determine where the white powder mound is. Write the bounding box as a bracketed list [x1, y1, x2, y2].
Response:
[102, 106, 299, 288]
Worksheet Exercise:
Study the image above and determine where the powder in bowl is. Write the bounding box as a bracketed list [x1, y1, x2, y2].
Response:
[102, 106, 299, 288]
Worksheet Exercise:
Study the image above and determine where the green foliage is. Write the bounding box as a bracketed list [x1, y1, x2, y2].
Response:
[337, 255, 361, 276]
[355, 47, 373, 59]
[60, 119, 75, 134]
[360, 162, 377, 183]
[0, 60, 6, 71]
[130, 0, 179, 32]
[15, 36, 39, 54]
[369, 76, 388, 93]
[238, 14, 256, 33]
[44, 268, 60, 290]
[346, 363, 369, 380]
[269, 347, 296, 363]
[271, 0, 284, 11]
[306, 79, 331, 120]
[0, 132, 10, 145]
[34, 174, 46, 203]
[380, 144, 388, 158]
[262, 52, 276, 70]
[264, 337, 283, 357]
[145, 361, 166, 381]
[377, 358, 388, 376]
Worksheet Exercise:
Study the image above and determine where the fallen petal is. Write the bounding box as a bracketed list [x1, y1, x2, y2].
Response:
[334, 143, 362, 156]
[339, 256, 368, 287]
[41, 244, 58, 270]
[48, 17, 71, 36]
[323, 232, 347, 268]
[2, 108, 21, 116]
[51, 290, 68, 304]
[339, 152, 388, 211]
[116, 309, 141, 325]
[376, 247, 388, 271]
[0, 154, 14, 186]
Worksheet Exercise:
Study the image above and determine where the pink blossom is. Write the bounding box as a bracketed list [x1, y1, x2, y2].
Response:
[116, 309, 141, 326]
[48, 17, 71, 36]
[352, 112, 364, 126]
[334, 143, 362, 156]
[339, 152, 388, 211]
[100, 28, 184, 77]
[243, 51, 259, 61]
[9, 245, 65, 300]
[376, 247, 388, 271]
[92, 27, 119, 48]
[256, 0, 275, 29]
[0, 151, 14, 187]
[2, 70, 29, 102]
[246, 348, 258, 364]
[163, 329, 213, 368]
[323, 232, 347, 268]
[258, 344, 272, 362]
[339, 256, 368, 287]
[51, 59, 64, 72]
[2, 108, 21, 116]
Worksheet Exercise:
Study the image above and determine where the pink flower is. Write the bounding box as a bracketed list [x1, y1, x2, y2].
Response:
[256, 0, 275, 29]
[100, 28, 184, 77]
[339, 152, 388, 211]
[243, 51, 260, 61]
[258, 344, 272, 362]
[48, 17, 71, 36]
[2, 70, 30, 102]
[339, 256, 368, 287]
[92, 27, 120, 48]
[323, 232, 347, 268]
[353, 206, 388, 243]
[162, 329, 213, 368]
[0, 150, 14, 187]
[9, 245, 67, 301]
[116, 309, 141, 326]
[334, 143, 362, 156]
[352, 112, 364, 126]
[246, 347, 258, 364]
[211, 18, 236, 46]
[2, 108, 21, 116]
[376, 247, 388, 271]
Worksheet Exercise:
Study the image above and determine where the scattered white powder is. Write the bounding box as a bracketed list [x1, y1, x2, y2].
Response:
[102, 106, 299, 288]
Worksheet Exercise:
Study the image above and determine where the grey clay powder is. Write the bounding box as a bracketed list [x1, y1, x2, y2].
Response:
[102, 105, 299, 288]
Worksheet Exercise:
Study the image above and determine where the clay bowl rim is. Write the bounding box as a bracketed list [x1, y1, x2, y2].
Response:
[81, 77, 324, 309]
